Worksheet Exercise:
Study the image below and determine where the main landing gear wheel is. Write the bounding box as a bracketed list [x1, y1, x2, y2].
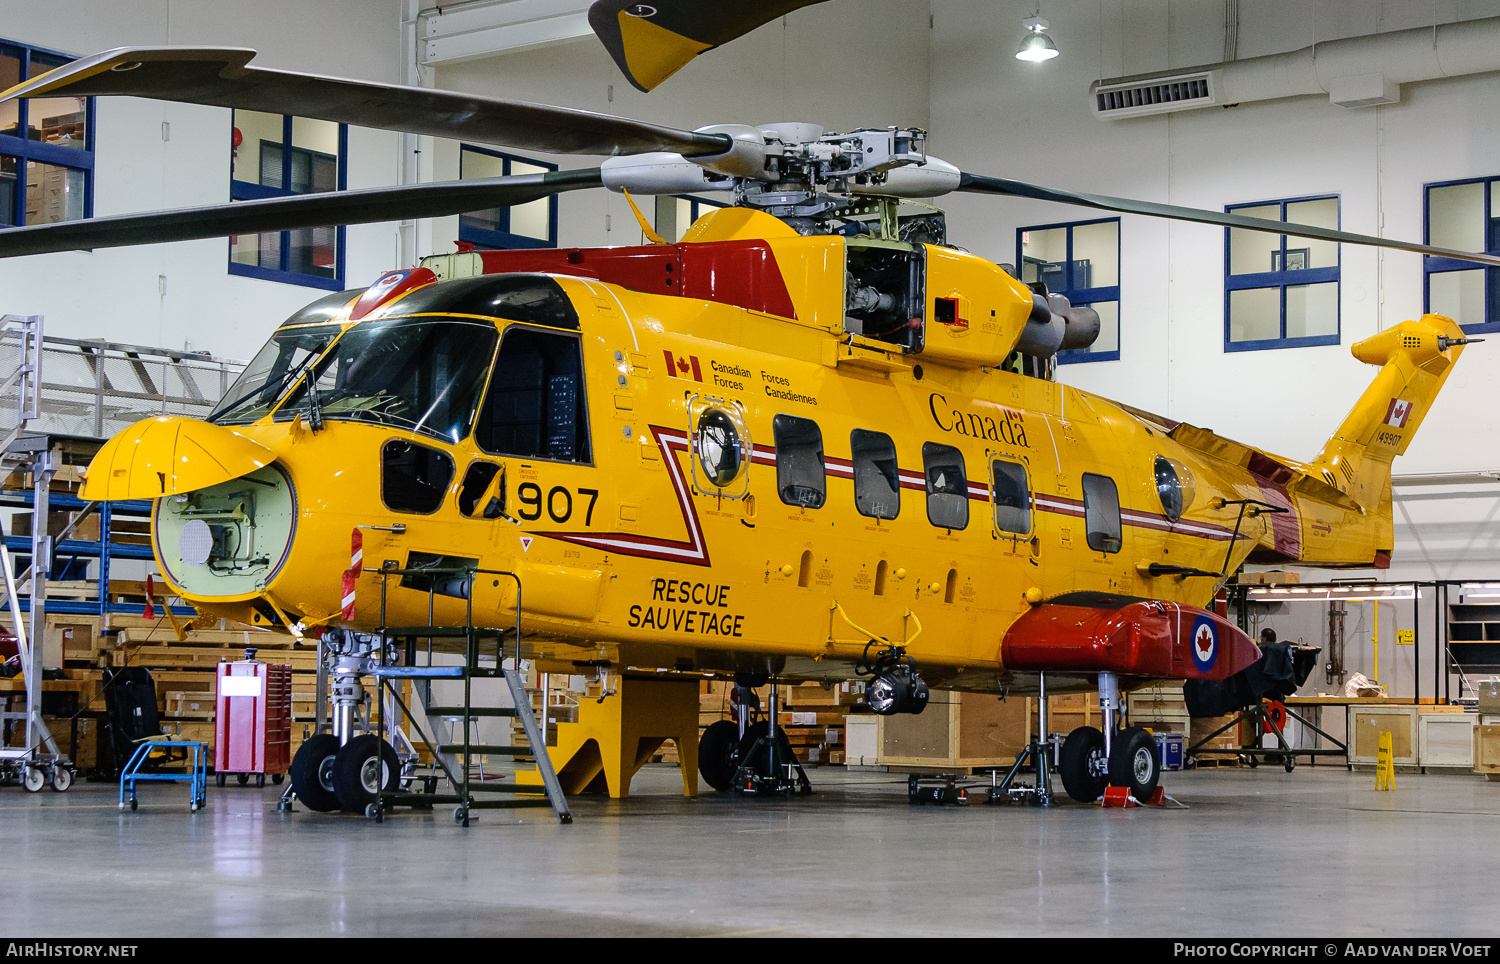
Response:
[1109, 726, 1161, 800]
[1059, 726, 1108, 803]
[698, 720, 743, 792]
[333, 734, 399, 813]
[289, 733, 342, 812]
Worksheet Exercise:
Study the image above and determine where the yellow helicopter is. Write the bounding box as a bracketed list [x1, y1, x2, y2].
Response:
[1, 35, 1495, 812]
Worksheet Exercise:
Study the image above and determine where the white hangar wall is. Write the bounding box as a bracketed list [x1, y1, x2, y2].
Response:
[0, 0, 406, 361]
[930, 0, 1500, 586]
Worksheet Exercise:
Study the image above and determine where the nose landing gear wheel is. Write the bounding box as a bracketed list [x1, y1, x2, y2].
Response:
[1059, 726, 1108, 803]
[332, 734, 399, 813]
[697, 720, 742, 791]
[1108, 726, 1161, 800]
[289, 733, 342, 812]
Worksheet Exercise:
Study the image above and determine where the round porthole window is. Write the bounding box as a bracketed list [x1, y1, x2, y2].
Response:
[696, 408, 744, 487]
[1154, 456, 1195, 521]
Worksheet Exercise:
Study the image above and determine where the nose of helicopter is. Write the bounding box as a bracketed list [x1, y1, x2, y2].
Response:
[81, 416, 275, 501]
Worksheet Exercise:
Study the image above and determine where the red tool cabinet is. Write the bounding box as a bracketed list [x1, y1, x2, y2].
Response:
[214, 659, 292, 783]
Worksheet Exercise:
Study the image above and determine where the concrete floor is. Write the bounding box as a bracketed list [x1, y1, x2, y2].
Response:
[4, 764, 1499, 938]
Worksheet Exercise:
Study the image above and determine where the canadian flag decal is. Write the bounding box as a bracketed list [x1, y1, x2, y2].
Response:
[1384, 398, 1412, 429]
[663, 350, 703, 381]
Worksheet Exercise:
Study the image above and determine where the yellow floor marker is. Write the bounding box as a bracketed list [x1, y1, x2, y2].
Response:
[1375, 731, 1395, 790]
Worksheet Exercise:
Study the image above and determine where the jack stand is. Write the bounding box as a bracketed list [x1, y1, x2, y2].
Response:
[732, 677, 813, 796]
[989, 672, 1055, 806]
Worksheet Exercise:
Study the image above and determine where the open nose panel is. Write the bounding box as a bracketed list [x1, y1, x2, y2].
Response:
[1001, 591, 1260, 681]
[81, 416, 275, 501]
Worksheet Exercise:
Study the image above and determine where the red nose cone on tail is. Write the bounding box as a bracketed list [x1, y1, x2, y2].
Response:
[1002, 591, 1260, 681]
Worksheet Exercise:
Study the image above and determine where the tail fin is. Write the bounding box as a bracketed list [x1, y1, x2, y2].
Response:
[1301, 313, 1469, 564]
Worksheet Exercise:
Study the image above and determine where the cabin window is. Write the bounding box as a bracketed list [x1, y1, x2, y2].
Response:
[1017, 218, 1120, 364]
[773, 414, 825, 509]
[1225, 195, 1340, 352]
[476, 328, 591, 464]
[923, 442, 968, 530]
[229, 110, 347, 289]
[1423, 176, 1500, 334]
[1155, 455, 1196, 522]
[457, 462, 504, 519]
[851, 429, 900, 520]
[382, 439, 454, 515]
[991, 459, 1031, 534]
[695, 408, 745, 487]
[1081, 473, 1122, 553]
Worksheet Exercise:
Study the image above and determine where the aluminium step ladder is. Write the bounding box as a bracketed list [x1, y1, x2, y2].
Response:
[369, 566, 569, 825]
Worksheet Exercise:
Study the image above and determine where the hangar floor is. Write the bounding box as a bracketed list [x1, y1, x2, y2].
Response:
[5, 764, 1498, 938]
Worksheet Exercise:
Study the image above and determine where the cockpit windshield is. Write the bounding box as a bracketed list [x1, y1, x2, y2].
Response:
[275, 316, 500, 443]
[209, 324, 341, 425]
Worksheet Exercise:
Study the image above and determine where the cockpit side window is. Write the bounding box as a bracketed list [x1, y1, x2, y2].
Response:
[851, 429, 900, 520]
[774, 414, 825, 509]
[475, 328, 591, 464]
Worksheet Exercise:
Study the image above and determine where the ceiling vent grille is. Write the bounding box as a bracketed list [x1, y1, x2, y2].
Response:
[1091, 70, 1220, 120]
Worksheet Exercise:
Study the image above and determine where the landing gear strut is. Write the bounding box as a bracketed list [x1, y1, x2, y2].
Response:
[719, 675, 812, 796]
[1058, 671, 1161, 803]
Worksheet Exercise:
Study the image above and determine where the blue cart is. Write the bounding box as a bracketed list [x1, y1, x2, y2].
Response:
[119, 740, 208, 811]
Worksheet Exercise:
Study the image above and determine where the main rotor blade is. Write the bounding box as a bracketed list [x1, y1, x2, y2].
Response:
[959, 173, 1500, 269]
[590, 0, 830, 92]
[0, 168, 603, 259]
[0, 47, 732, 157]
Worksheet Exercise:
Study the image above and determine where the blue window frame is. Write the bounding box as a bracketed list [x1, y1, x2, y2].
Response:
[1423, 176, 1500, 334]
[1016, 218, 1120, 364]
[0, 40, 93, 229]
[459, 146, 558, 249]
[229, 110, 347, 289]
[1224, 195, 1340, 352]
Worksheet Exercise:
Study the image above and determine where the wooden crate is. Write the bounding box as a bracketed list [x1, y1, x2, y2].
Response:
[1476, 723, 1500, 778]
[1349, 705, 1419, 766]
[877, 691, 1030, 769]
[1419, 712, 1474, 769]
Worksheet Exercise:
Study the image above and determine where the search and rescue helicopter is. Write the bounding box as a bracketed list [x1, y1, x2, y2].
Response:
[0, 27, 1492, 811]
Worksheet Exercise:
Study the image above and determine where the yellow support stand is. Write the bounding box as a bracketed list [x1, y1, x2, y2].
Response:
[1375, 731, 1395, 790]
[517, 673, 700, 798]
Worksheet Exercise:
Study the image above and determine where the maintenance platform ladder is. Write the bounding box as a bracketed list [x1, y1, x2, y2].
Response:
[370, 567, 569, 826]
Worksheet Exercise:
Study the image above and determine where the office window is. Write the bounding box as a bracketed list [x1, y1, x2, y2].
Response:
[773, 414, 825, 509]
[923, 442, 968, 530]
[0, 40, 92, 228]
[1017, 218, 1120, 363]
[652, 193, 728, 242]
[851, 429, 900, 520]
[459, 146, 558, 249]
[229, 110, 346, 289]
[1424, 177, 1500, 333]
[1225, 196, 1340, 351]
